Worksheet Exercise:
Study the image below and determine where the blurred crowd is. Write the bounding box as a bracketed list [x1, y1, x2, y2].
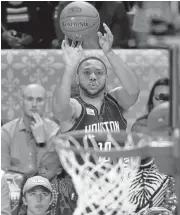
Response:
[1, 1, 57, 49]
[1, 1, 133, 49]
[2, 1, 180, 49]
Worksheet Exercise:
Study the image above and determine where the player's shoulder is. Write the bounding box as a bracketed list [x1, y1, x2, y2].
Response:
[70, 97, 83, 108]
[105, 92, 114, 98]
[70, 97, 83, 118]
[70, 97, 81, 106]
[105, 92, 123, 107]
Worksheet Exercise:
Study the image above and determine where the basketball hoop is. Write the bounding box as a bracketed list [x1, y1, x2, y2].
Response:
[53, 130, 174, 215]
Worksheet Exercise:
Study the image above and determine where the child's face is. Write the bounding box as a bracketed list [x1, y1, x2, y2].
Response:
[38, 158, 61, 181]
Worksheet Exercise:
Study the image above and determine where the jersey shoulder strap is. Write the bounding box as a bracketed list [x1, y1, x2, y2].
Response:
[106, 93, 127, 125]
[68, 96, 86, 131]
[105, 93, 124, 112]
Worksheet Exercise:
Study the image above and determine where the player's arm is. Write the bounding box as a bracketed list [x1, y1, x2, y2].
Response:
[52, 36, 83, 123]
[105, 50, 139, 111]
[97, 23, 140, 111]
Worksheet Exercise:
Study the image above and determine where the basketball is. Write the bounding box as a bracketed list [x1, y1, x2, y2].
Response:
[60, 2, 100, 41]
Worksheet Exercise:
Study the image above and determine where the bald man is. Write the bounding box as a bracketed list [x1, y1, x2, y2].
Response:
[1, 84, 60, 174]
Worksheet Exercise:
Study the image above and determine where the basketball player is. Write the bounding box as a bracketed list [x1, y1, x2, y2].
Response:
[53, 23, 139, 149]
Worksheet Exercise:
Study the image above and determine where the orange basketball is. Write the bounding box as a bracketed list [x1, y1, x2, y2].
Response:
[60, 2, 100, 41]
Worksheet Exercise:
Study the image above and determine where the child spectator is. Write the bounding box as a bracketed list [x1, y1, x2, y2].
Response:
[13, 152, 77, 215]
[38, 151, 77, 215]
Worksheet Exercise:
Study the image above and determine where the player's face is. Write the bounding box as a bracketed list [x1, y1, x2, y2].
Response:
[77, 59, 107, 97]
[22, 86, 46, 117]
[153, 85, 169, 107]
[23, 186, 52, 215]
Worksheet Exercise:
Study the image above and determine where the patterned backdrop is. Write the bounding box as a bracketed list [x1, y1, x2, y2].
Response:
[1, 49, 169, 128]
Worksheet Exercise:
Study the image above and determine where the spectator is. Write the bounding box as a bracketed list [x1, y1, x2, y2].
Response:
[37, 1, 59, 48]
[39, 151, 77, 215]
[130, 78, 177, 213]
[132, 77, 170, 166]
[14, 152, 77, 215]
[1, 83, 60, 174]
[1, 1, 56, 49]
[53, 1, 131, 49]
[132, 1, 180, 46]
[21, 176, 53, 215]
[132, 78, 169, 134]
[1, 170, 12, 215]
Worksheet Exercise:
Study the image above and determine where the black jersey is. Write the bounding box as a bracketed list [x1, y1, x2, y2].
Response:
[69, 93, 127, 133]
[68, 93, 127, 164]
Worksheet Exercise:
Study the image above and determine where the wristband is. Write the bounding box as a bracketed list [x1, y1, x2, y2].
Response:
[36, 142, 45, 147]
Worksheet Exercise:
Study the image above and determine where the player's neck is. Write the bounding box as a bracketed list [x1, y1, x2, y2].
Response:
[80, 91, 104, 113]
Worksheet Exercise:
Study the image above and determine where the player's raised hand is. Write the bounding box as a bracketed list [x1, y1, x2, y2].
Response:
[61, 35, 83, 68]
[97, 23, 114, 54]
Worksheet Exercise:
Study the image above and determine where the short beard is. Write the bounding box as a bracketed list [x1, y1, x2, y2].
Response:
[79, 82, 106, 98]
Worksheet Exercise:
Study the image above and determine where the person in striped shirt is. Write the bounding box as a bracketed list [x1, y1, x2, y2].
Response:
[130, 78, 177, 214]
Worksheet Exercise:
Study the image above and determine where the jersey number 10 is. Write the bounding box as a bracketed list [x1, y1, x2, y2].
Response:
[98, 142, 112, 162]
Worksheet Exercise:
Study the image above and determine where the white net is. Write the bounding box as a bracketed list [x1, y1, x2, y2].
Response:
[54, 132, 140, 215]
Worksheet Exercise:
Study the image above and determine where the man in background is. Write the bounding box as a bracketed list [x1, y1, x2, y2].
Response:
[1, 84, 60, 174]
